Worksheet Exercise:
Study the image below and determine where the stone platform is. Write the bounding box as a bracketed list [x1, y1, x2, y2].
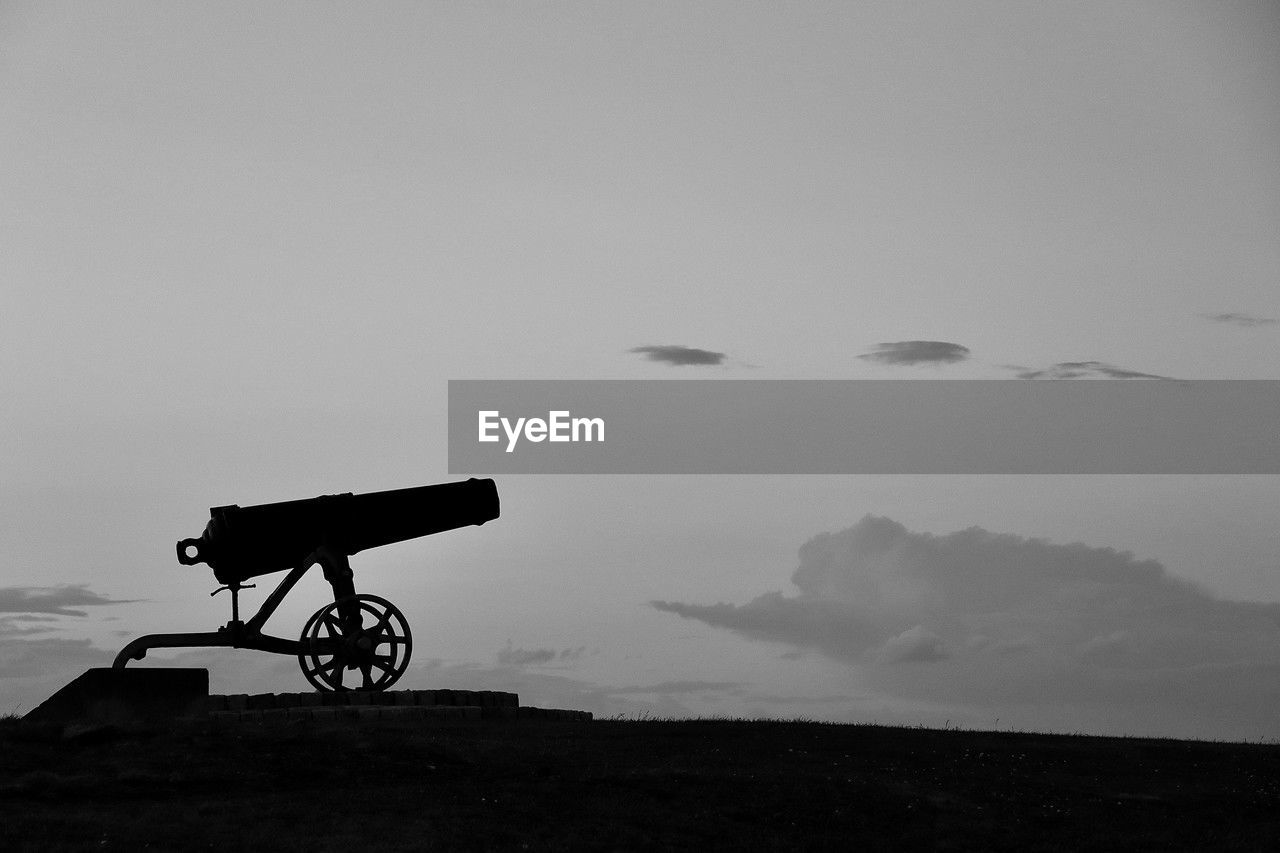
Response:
[26, 670, 592, 726]
[206, 688, 592, 723]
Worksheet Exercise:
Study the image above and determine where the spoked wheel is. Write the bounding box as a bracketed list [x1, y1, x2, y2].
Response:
[298, 594, 412, 692]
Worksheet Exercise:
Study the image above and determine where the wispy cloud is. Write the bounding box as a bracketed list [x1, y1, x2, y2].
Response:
[858, 341, 970, 366]
[1202, 312, 1278, 328]
[630, 345, 727, 366]
[1008, 361, 1168, 380]
[0, 584, 140, 617]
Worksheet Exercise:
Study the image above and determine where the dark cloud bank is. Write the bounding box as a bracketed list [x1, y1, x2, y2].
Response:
[630, 345, 727, 366]
[1203, 313, 1278, 328]
[858, 341, 971, 366]
[655, 517, 1280, 739]
[0, 584, 138, 617]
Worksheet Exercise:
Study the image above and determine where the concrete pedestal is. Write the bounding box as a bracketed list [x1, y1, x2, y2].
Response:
[25, 668, 209, 724]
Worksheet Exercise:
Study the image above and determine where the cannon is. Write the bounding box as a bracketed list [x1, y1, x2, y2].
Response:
[113, 478, 500, 692]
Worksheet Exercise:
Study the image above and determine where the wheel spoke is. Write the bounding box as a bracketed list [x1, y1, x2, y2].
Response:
[319, 666, 338, 682]
[367, 633, 403, 650]
[369, 610, 393, 635]
[322, 656, 345, 675]
[310, 660, 340, 689]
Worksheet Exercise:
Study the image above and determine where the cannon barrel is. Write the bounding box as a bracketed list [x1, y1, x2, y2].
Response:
[176, 478, 500, 585]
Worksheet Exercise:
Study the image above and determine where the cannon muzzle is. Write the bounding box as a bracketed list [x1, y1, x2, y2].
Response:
[177, 478, 500, 585]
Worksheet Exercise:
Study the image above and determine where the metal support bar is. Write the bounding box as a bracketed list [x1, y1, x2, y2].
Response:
[113, 630, 236, 668]
[111, 629, 305, 668]
[245, 561, 312, 633]
[113, 557, 321, 669]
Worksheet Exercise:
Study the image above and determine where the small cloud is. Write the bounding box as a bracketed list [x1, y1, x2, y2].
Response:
[1011, 361, 1168, 380]
[858, 341, 971, 366]
[496, 642, 557, 667]
[496, 643, 593, 667]
[0, 584, 140, 617]
[1202, 313, 1278, 328]
[630, 345, 727, 366]
[875, 626, 948, 664]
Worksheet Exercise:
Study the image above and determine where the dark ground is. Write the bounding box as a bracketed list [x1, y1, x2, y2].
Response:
[1, 716, 1278, 851]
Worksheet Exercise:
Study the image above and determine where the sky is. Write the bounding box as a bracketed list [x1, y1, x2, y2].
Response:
[3, 1, 1280, 740]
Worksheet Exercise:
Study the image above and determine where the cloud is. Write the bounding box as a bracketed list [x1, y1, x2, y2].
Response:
[0, 584, 140, 617]
[496, 642, 591, 667]
[1202, 312, 1278, 328]
[653, 515, 1280, 737]
[496, 643, 557, 666]
[1009, 361, 1168, 380]
[630, 345, 727, 366]
[858, 341, 970, 366]
[653, 593, 884, 662]
[606, 680, 745, 695]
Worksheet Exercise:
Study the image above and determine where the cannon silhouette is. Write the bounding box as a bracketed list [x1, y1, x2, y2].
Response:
[113, 479, 500, 692]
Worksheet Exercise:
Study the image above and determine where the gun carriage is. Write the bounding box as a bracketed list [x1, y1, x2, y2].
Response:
[113, 478, 500, 692]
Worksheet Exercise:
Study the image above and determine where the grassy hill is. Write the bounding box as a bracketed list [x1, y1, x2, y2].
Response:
[2, 715, 1278, 850]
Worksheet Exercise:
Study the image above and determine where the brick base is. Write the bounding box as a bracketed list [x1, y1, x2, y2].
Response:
[204, 689, 591, 724]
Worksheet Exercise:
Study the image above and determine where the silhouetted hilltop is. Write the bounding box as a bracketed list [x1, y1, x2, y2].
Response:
[2, 716, 1278, 850]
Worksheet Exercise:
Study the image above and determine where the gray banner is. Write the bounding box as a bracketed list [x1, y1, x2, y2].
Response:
[447, 380, 1280, 474]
